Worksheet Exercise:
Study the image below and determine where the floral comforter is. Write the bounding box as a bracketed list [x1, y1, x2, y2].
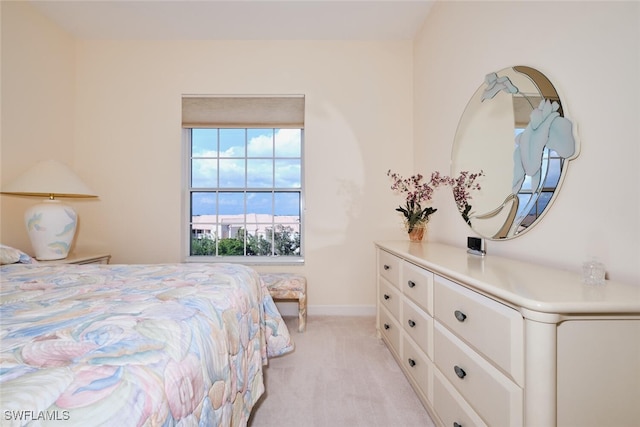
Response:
[0, 263, 293, 427]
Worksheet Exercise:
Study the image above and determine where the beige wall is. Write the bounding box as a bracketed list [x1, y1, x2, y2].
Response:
[73, 39, 414, 310]
[1, 1, 637, 316]
[1, 2, 414, 313]
[414, 1, 639, 284]
[0, 1, 76, 245]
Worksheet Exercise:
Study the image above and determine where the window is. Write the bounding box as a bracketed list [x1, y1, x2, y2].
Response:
[513, 127, 563, 231]
[515, 147, 563, 229]
[182, 96, 304, 263]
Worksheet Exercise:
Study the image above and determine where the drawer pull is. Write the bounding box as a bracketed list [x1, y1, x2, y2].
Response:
[454, 310, 467, 322]
[408, 358, 416, 367]
[407, 319, 416, 328]
[383, 323, 390, 330]
[383, 294, 390, 300]
[383, 264, 391, 270]
[407, 280, 416, 288]
[454, 365, 467, 379]
[453, 423, 462, 427]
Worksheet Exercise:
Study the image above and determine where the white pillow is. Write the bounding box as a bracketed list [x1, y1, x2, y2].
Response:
[0, 245, 36, 265]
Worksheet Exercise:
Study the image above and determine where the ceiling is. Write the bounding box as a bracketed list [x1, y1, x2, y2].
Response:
[28, 0, 436, 41]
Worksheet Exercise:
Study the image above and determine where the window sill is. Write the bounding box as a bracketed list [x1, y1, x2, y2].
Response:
[184, 255, 304, 266]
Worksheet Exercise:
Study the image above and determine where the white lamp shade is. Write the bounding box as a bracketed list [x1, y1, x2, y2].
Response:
[2, 160, 97, 260]
[1, 159, 96, 198]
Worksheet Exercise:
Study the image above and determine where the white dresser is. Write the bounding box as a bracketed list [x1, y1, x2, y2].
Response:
[375, 241, 640, 427]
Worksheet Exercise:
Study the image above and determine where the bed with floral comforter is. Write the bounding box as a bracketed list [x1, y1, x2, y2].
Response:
[0, 263, 293, 427]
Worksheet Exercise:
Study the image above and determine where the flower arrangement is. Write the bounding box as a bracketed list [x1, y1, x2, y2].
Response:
[450, 170, 485, 225]
[387, 169, 484, 239]
[387, 170, 450, 234]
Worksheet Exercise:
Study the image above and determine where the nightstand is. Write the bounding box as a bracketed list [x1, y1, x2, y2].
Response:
[38, 253, 111, 265]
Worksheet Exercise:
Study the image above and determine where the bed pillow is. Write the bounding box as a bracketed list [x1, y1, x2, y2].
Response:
[0, 245, 37, 265]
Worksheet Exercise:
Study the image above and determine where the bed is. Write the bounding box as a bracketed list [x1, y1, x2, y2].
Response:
[0, 257, 294, 427]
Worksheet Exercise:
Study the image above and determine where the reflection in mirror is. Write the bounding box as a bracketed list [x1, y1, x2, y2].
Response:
[452, 66, 579, 239]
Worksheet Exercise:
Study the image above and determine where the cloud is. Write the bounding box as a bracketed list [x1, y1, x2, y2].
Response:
[274, 129, 302, 157]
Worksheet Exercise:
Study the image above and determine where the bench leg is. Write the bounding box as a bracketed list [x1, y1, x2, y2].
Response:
[298, 293, 307, 332]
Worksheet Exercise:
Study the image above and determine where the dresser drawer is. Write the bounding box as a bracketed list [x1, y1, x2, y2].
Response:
[378, 250, 401, 288]
[402, 261, 434, 315]
[434, 368, 487, 427]
[379, 306, 401, 356]
[380, 277, 401, 320]
[402, 334, 432, 403]
[434, 275, 524, 384]
[402, 299, 433, 359]
[434, 322, 523, 427]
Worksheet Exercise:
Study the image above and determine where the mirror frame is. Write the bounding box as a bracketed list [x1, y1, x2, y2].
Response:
[451, 66, 580, 240]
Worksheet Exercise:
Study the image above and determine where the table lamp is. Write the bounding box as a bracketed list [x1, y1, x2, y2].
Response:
[1, 159, 97, 260]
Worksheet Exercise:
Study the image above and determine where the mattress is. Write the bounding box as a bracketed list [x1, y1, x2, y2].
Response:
[0, 262, 294, 426]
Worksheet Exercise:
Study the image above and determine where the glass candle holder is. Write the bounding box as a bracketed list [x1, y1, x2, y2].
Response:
[582, 259, 606, 286]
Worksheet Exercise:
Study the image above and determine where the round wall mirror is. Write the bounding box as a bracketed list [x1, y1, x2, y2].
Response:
[451, 66, 579, 239]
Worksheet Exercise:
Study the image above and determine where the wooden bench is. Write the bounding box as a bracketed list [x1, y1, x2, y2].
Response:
[260, 273, 307, 332]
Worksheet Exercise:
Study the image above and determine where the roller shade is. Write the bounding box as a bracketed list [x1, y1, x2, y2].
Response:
[182, 95, 305, 128]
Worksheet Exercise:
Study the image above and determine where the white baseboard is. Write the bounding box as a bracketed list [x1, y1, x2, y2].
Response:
[275, 302, 376, 317]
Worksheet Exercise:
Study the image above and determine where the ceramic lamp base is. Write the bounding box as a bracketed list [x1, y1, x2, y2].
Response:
[24, 199, 77, 260]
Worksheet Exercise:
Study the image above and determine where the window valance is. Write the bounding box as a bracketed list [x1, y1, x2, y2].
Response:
[182, 95, 305, 128]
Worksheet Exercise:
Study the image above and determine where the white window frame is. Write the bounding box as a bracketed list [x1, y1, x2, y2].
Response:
[182, 126, 305, 265]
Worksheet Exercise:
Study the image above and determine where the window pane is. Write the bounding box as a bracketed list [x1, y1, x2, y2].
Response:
[191, 192, 217, 216]
[544, 158, 562, 188]
[537, 191, 553, 213]
[191, 231, 216, 256]
[247, 159, 273, 187]
[219, 159, 245, 187]
[191, 159, 217, 188]
[517, 193, 532, 216]
[219, 129, 245, 157]
[275, 159, 301, 188]
[218, 192, 244, 215]
[247, 225, 272, 256]
[275, 129, 301, 157]
[218, 237, 245, 255]
[274, 225, 300, 256]
[275, 192, 300, 216]
[248, 129, 274, 157]
[192, 129, 217, 157]
[247, 192, 272, 215]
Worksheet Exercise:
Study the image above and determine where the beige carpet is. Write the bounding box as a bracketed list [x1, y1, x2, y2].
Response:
[249, 316, 436, 427]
